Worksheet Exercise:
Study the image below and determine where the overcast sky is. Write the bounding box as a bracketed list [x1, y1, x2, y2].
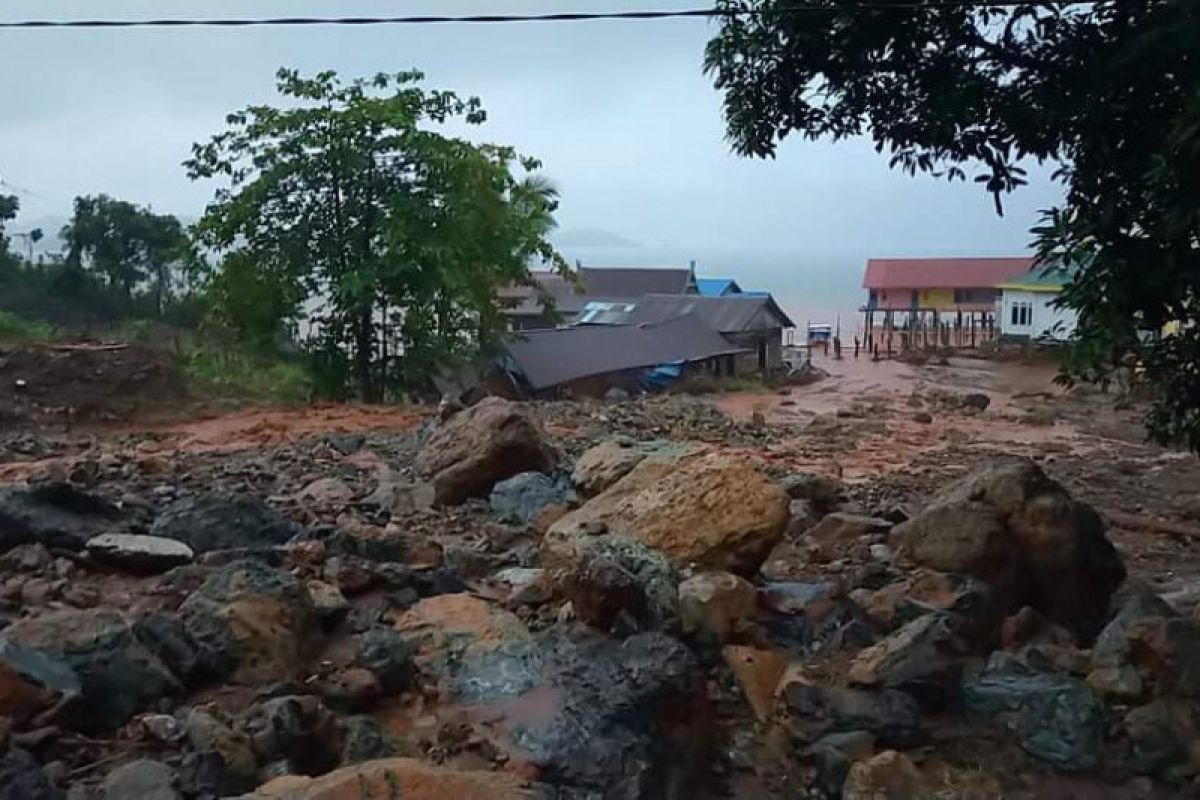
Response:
[1, 0, 1064, 309]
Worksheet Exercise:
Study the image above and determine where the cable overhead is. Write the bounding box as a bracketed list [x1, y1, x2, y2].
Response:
[0, 3, 1094, 30]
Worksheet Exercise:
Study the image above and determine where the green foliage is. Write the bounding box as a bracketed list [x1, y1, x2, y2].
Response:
[706, 0, 1200, 449]
[61, 194, 191, 315]
[180, 348, 311, 405]
[0, 192, 19, 270]
[0, 310, 53, 341]
[186, 68, 567, 401]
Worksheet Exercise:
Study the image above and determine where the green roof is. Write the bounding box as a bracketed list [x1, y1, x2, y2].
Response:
[998, 259, 1084, 291]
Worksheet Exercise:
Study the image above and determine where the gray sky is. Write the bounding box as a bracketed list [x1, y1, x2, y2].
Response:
[1, 0, 1064, 309]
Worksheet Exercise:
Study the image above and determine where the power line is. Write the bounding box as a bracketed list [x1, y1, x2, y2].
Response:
[0, 3, 1089, 30]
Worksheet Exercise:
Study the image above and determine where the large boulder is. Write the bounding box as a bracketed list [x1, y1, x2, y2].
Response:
[557, 535, 680, 633]
[0, 483, 117, 552]
[415, 397, 555, 506]
[963, 659, 1106, 772]
[571, 439, 686, 498]
[545, 450, 789, 575]
[892, 460, 1124, 641]
[847, 613, 969, 709]
[394, 594, 706, 799]
[239, 758, 540, 800]
[177, 560, 318, 684]
[1, 608, 181, 731]
[150, 494, 302, 555]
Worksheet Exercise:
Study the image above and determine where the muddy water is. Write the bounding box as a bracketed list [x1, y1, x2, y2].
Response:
[718, 352, 1149, 481]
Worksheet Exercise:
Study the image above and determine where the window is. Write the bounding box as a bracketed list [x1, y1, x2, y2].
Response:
[1010, 301, 1032, 327]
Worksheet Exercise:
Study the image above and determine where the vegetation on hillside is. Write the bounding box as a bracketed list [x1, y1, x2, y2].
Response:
[0, 68, 566, 404]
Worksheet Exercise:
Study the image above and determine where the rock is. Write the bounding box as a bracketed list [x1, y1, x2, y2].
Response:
[558, 535, 679, 633]
[804, 731, 876, 797]
[489, 471, 576, 526]
[355, 625, 413, 692]
[338, 715, 399, 765]
[177, 560, 317, 684]
[678, 571, 756, 643]
[487, 567, 551, 606]
[305, 580, 350, 628]
[0, 483, 116, 552]
[294, 478, 354, 507]
[414, 397, 555, 506]
[316, 667, 381, 712]
[241, 694, 340, 775]
[777, 472, 845, 513]
[1087, 663, 1144, 700]
[912, 411, 933, 424]
[572, 440, 655, 497]
[546, 450, 789, 575]
[1124, 617, 1200, 697]
[1091, 591, 1177, 668]
[150, 494, 302, 555]
[184, 706, 258, 795]
[101, 759, 180, 800]
[85, 533, 194, 573]
[960, 392, 991, 411]
[1123, 699, 1199, 778]
[785, 685, 921, 747]
[723, 645, 789, 721]
[132, 613, 212, 685]
[0, 543, 53, 572]
[842, 750, 925, 800]
[785, 498, 819, 539]
[2, 608, 180, 731]
[804, 512, 892, 559]
[394, 594, 531, 674]
[758, 581, 840, 616]
[605, 386, 632, 402]
[446, 629, 705, 797]
[0, 748, 64, 800]
[963, 661, 1105, 772]
[892, 460, 1125, 641]
[847, 613, 967, 709]
[0, 639, 80, 723]
[361, 477, 435, 516]
[239, 758, 538, 799]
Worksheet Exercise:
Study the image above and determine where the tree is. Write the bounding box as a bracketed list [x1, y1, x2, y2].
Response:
[185, 68, 566, 401]
[705, 0, 1200, 448]
[60, 194, 189, 315]
[0, 192, 18, 270]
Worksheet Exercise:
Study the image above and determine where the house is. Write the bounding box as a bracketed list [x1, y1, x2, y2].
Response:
[863, 257, 1034, 312]
[500, 265, 696, 330]
[997, 262, 1079, 341]
[578, 293, 796, 373]
[696, 277, 742, 297]
[500, 312, 747, 396]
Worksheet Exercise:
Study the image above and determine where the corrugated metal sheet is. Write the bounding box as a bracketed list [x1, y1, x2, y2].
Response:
[696, 278, 741, 297]
[586, 293, 795, 332]
[503, 313, 746, 390]
[503, 266, 692, 319]
[863, 258, 1033, 290]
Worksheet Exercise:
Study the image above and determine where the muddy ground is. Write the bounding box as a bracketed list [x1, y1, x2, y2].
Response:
[1, 348, 1199, 798]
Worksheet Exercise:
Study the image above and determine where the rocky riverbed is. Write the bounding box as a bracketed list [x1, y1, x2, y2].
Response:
[2, 381, 1200, 799]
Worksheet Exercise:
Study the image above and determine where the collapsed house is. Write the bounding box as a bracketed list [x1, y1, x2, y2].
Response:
[499, 313, 748, 397]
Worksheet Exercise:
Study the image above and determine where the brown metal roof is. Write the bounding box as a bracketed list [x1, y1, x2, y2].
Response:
[863, 258, 1033, 290]
[502, 313, 746, 390]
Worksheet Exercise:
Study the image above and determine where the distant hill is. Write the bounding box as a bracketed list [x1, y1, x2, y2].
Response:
[552, 228, 639, 248]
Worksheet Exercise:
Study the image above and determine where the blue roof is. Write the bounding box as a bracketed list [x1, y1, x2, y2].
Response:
[696, 278, 742, 297]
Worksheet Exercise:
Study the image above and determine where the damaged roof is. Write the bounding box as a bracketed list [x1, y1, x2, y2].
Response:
[501, 266, 694, 317]
[503, 313, 746, 390]
[581, 293, 796, 332]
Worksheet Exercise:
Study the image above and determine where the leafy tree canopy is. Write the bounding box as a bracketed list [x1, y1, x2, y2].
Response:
[0, 192, 18, 270]
[186, 68, 565, 401]
[60, 194, 189, 313]
[706, 0, 1200, 448]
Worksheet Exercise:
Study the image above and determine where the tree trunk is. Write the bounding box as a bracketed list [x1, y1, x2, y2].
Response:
[355, 307, 376, 402]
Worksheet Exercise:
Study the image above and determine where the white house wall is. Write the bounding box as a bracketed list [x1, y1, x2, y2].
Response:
[1000, 289, 1077, 341]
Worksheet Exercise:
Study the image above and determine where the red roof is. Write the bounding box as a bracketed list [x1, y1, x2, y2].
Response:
[863, 258, 1034, 290]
